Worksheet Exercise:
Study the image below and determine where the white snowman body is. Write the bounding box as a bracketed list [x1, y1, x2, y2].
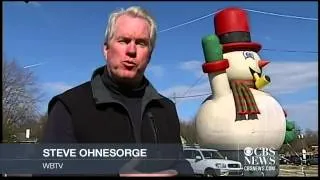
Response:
[196, 50, 286, 150]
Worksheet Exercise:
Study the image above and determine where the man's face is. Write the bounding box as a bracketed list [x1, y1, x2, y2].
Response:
[104, 14, 152, 85]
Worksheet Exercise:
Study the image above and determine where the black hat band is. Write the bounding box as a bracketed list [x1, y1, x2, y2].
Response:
[218, 31, 251, 44]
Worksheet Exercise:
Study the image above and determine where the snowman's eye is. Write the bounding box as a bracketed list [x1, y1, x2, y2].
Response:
[243, 51, 255, 60]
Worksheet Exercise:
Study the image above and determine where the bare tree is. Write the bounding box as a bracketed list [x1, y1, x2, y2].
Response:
[2, 118, 18, 143]
[180, 118, 198, 145]
[2, 58, 44, 139]
[303, 129, 318, 151]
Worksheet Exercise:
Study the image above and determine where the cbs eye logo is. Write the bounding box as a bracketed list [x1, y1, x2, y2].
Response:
[244, 147, 253, 156]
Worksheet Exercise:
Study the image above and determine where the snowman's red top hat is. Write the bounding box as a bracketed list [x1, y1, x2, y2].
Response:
[214, 7, 261, 53]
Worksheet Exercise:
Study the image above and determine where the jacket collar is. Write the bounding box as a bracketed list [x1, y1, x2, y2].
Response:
[90, 66, 163, 105]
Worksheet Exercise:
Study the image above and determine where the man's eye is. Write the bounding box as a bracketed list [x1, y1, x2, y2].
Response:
[118, 39, 130, 44]
[136, 41, 147, 46]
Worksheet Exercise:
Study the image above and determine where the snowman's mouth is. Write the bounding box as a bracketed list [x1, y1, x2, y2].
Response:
[249, 67, 271, 89]
[249, 67, 261, 78]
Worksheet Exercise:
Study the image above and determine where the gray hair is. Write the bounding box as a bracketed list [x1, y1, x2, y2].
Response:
[104, 6, 157, 52]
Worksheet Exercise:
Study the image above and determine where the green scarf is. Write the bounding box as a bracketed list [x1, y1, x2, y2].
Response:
[230, 80, 260, 115]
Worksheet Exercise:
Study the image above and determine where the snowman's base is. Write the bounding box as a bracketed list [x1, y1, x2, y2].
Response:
[211, 149, 280, 177]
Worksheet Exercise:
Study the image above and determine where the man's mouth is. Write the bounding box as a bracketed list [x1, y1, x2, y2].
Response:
[122, 61, 136, 69]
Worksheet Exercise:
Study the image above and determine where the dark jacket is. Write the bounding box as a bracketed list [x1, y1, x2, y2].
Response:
[41, 66, 193, 176]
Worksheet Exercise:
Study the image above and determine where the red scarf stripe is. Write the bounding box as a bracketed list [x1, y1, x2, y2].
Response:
[240, 83, 259, 112]
[230, 80, 260, 115]
[231, 82, 244, 112]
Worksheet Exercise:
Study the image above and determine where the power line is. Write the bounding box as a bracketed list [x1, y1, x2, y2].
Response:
[169, 92, 211, 99]
[23, 62, 47, 69]
[158, 10, 221, 33]
[161, 11, 317, 118]
[168, 48, 317, 101]
[261, 48, 318, 54]
[244, 8, 318, 21]
[158, 8, 317, 34]
[158, 8, 317, 54]
[163, 7, 317, 103]
[182, 74, 205, 97]
[171, 74, 206, 105]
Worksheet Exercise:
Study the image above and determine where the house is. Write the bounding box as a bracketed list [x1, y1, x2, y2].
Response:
[16, 129, 37, 143]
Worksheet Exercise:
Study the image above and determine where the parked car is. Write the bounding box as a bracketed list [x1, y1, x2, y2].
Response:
[306, 154, 318, 166]
[291, 156, 303, 165]
[279, 155, 292, 164]
[183, 145, 243, 176]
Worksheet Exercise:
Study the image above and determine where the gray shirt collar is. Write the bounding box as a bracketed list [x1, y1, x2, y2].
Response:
[90, 66, 162, 105]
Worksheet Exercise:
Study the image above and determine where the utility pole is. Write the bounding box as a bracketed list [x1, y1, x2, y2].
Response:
[173, 92, 177, 105]
[298, 134, 306, 176]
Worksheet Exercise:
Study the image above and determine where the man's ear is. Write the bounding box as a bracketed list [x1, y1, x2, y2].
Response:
[104, 42, 109, 49]
[103, 44, 108, 58]
[147, 50, 153, 64]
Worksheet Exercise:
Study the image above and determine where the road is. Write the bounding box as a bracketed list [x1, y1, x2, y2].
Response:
[279, 165, 318, 177]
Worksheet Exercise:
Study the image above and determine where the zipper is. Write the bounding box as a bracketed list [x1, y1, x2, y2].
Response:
[113, 102, 138, 143]
[148, 112, 159, 144]
[148, 112, 161, 160]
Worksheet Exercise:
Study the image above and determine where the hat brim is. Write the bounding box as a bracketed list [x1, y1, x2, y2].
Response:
[222, 42, 262, 53]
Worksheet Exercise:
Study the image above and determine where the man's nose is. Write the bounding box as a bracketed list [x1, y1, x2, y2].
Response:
[126, 42, 137, 57]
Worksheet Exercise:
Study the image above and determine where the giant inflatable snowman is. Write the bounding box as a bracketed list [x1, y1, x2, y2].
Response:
[195, 7, 288, 176]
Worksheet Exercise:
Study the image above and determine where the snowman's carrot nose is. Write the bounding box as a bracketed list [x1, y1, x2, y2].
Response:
[258, 60, 270, 68]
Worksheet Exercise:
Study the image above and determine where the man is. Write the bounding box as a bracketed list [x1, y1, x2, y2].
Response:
[41, 6, 193, 176]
